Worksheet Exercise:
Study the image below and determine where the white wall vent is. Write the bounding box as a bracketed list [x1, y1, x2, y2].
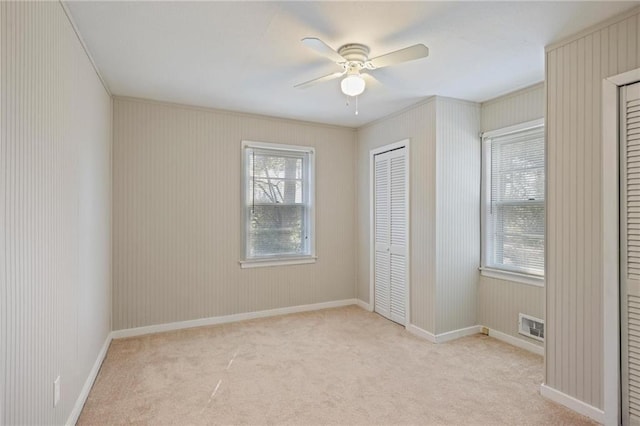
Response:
[518, 313, 544, 342]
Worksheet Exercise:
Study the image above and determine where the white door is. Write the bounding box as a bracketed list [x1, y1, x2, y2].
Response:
[621, 81, 640, 426]
[374, 147, 408, 325]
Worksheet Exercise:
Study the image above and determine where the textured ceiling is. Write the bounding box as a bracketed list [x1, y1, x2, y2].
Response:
[66, 1, 638, 127]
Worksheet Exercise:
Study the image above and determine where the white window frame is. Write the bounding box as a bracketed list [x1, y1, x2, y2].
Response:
[480, 118, 545, 287]
[239, 140, 316, 269]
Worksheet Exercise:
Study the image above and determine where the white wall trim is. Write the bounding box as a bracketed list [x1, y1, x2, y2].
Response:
[58, 1, 111, 95]
[480, 117, 545, 139]
[369, 139, 411, 326]
[435, 325, 483, 343]
[602, 70, 638, 426]
[239, 257, 317, 269]
[407, 324, 482, 344]
[479, 267, 544, 288]
[111, 299, 358, 339]
[66, 334, 113, 426]
[608, 68, 640, 87]
[406, 324, 437, 343]
[602, 76, 619, 426]
[356, 299, 373, 312]
[407, 323, 543, 356]
[488, 328, 544, 356]
[540, 384, 605, 424]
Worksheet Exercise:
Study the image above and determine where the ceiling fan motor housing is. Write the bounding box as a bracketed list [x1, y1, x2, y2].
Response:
[338, 43, 370, 72]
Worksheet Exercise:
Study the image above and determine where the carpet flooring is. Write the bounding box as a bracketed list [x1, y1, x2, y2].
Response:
[78, 306, 594, 425]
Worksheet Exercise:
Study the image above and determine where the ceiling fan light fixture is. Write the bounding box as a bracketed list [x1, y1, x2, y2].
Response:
[341, 74, 365, 97]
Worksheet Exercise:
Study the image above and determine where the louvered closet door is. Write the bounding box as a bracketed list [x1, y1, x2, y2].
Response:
[622, 81, 640, 426]
[374, 147, 407, 325]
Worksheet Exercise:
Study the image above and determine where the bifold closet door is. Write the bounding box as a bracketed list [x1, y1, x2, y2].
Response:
[374, 147, 407, 325]
[622, 81, 640, 426]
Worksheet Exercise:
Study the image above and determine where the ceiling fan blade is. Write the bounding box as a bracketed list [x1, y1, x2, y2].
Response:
[360, 72, 383, 88]
[301, 37, 346, 63]
[294, 71, 345, 89]
[367, 44, 429, 69]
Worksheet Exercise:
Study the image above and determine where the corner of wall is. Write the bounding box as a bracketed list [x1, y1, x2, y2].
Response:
[433, 97, 481, 334]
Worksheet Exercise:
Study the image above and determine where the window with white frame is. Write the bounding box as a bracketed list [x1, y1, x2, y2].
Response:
[481, 119, 545, 282]
[241, 141, 315, 266]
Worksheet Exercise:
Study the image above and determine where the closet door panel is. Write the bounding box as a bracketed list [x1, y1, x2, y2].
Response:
[374, 154, 391, 319]
[374, 147, 407, 325]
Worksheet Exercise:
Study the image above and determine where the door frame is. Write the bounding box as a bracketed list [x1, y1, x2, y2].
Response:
[603, 68, 640, 426]
[369, 139, 410, 326]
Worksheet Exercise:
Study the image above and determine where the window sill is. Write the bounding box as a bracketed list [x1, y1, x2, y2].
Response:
[239, 256, 317, 269]
[480, 267, 544, 287]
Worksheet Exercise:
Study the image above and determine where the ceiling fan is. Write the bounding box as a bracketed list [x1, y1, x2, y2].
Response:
[295, 37, 429, 98]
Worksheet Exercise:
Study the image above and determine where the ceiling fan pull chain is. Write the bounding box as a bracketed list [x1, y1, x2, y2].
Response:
[355, 95, 359, 115]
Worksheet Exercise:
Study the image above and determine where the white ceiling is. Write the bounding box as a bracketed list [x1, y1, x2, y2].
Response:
[66, 1, 638, 128]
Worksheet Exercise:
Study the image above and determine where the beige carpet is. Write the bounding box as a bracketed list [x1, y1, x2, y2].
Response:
[78, 306, 594, 425]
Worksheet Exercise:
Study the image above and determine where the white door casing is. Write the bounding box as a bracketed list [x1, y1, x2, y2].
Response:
[621, 81, 640, 426]
[372, 142, 409, 326]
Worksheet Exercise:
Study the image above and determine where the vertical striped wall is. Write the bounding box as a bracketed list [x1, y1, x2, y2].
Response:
[481, 83, 545, 132]
[1, 2, 112, 424]
[435, 98, 480, 334]
[356, 97, 480, 334]
[478, 277, 544, 344]
[357, 99, 437, 332]
[546, 8, 640, 409]
[112, 97, 356, 330]
[478, 83, 545, 347]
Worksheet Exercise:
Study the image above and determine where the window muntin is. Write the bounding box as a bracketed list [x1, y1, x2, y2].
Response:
[243, 142, 314, 262]
[483, 122, 545, 278]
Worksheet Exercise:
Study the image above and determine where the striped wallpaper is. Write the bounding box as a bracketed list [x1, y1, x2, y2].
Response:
[6, 2, 637, 422]
[434, 98, 480, 334]
[1, 2, 112, 424]
[481, 83, 545, 132]
[112, 97, 357, 330]
[478, 83, 545, 348]
[545, 7, 640, 409]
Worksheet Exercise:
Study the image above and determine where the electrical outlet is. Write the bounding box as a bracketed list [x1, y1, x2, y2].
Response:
[54, 376, 60, 407]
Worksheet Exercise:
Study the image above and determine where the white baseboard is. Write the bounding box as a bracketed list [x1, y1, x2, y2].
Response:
[540, 383, 605, 424]
[355, 299, 373, 312]
[111, 299, 358, 339]
[406, 322, 545, 354]
[488, 328, 544, 356]
[66, 333, 112, 426]
[406, 323, 437, 343]
[407, 323, 482, 344]
[435, 325, 482, 343]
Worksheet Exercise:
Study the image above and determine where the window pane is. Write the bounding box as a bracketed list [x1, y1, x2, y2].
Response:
[250, 178, 303, 204]
[494, 203, 544, 236]
[248, 205, 305, 257]
[249, 150, 304, 204]
[244, 144, 313, 260]
[485, 125, 545, 276]
[493, 234, 544, 276]
[494, 168, 544, 202]
[491, 132, 545, 202]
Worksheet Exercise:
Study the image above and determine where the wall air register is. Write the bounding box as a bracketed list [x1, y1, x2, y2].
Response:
[518, 313, 544, 342]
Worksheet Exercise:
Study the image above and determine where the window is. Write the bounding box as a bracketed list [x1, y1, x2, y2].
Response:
[241, 141, 315, 267]
[481, 119, 544, 285]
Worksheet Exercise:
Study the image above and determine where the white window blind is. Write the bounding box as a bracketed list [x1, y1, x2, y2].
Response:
[242, 142, 314, 262]
[483, 123, 545, 277]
